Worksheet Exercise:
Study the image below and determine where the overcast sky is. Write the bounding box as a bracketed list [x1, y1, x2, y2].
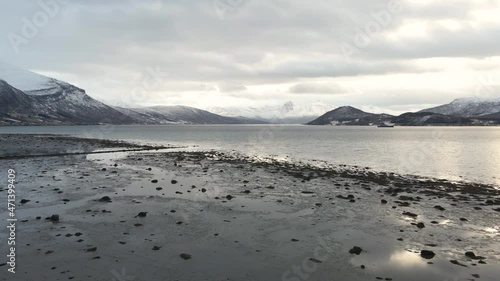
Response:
[1, 0, 500, 114]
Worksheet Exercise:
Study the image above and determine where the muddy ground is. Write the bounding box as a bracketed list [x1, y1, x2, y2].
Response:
[0, 134, 499, 281]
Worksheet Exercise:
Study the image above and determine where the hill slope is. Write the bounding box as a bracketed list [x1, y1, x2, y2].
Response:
[420, 97, 500, 117]
[307, 106, 392, 125]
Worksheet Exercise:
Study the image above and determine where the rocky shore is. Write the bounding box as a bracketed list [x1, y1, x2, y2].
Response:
[0, 134, 498, 281]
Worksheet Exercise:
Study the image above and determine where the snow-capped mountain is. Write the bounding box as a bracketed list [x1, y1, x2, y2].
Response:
[208, 101, 335, 124]
[0, 63, 135, 125]
[116, 106, 267, 124]
[420, 97, 500, 117]
[307, 106, 393, 125]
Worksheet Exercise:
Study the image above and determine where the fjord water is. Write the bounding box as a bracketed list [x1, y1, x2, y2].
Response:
[1, 125, 499, 185]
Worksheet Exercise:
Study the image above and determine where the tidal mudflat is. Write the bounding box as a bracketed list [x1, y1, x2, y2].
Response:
[0, 134, 499, 281]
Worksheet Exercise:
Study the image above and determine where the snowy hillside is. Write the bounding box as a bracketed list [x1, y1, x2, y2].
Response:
[421, 97, 500, 117]
[117, 106, 267, 124]
[0, 62, 72, 96]
[0, 63, 134, 125]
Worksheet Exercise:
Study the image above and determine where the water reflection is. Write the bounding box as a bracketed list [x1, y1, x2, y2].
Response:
[388, 250, 427, 268]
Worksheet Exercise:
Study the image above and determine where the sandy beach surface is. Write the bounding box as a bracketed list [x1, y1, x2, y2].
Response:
[0, 134, 499, 281]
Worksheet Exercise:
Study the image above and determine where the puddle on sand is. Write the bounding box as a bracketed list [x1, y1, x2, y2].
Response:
[327, 228, 499, 281]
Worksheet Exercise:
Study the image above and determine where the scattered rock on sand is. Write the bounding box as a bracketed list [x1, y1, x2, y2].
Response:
[416, 222, 425, 229]
[434, 205, 446, 211]
[180, 253, 192, 260]
[420, 250, 435, 259]
[465, 251, 485, 260]
[309, 257, 322, 263]
[20, 199, 30, 204]
[98, 196, 112, 203]
[47, 214, 59, 222]
[136, 212, 147, 218]
[403, 211, 418, 218]
[151, 180, 158, 183]
[171, 180, 178, 184]
[381, 199, 388, 204]
[349, 246, 363, 255]
[450, 260, 468, 267]
[86, 247, 97, 252]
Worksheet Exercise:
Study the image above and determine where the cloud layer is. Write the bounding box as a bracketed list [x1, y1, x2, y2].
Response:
[1, 0, 499, 113]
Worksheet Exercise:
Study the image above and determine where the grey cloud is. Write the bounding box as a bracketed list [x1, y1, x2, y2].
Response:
[0, 0, 499, 112]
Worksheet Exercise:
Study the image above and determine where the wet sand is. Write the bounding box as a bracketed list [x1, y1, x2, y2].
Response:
[0, 134, 499, 281]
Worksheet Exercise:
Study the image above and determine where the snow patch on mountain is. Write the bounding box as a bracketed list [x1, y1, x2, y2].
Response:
[0, 62, 73, 96]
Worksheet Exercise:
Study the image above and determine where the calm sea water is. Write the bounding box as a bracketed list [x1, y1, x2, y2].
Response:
[1, 125, 499, 185]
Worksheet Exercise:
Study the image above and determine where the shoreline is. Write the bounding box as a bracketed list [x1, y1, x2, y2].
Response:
[0, 134, 499, 281]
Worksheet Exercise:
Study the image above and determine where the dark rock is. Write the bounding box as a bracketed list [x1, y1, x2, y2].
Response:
[450, 260, 468, 267]
[20, 199, 30, 204]
[49, 214, 59, 222]
[349, 246, 363, 255]
[420, 250, 435, 259]
[201, 188, 207, 193]
[434, 205, 446, 211]
[460, 218, 468, 221]
[465, 251, 485, 260]
[171, 180, 178, 184]
[381, 199, 388, 204]
[180, 253, 192, 260]
[152, 246, 161, 251]
[403, 211, 418, 218]
[156, 187, 163, 191]
[309, 257, 322, 263]
[136, 212, 147, 218]
[86, 247, 97, 252]
[151, 180, 158, 183]
[226, 195, 234, 200]
[243, 190, 251, 194]
[416, 222, 425, 229]
[98, 196, 112, 203]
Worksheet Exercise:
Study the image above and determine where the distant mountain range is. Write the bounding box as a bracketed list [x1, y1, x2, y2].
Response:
[115, 106, 265, 124]
[208, 101, 336, 124]
[307, 101, 500, 126]
[1, 64, 499, 126]
[0, 64, 265, 125]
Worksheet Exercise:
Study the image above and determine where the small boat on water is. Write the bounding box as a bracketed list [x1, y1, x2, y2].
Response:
[377, 122, 395, 128]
